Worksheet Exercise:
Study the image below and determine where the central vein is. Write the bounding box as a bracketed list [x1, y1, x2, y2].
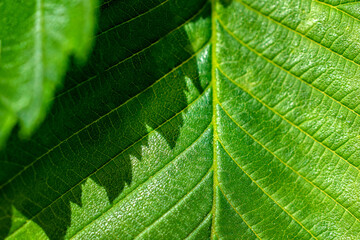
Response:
[210, 0, 219, 238]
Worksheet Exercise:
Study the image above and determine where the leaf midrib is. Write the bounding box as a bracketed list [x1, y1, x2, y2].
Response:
[210, 0, 218, 238]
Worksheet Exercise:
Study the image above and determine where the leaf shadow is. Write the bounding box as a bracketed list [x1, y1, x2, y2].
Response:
[0, 0, 210, 239]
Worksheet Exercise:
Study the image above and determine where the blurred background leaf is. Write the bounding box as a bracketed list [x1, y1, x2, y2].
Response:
[0, 0, 98, 146]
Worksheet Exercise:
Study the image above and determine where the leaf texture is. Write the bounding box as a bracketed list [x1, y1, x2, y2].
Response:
[1, 0, 360, 239]
[0, 0, 98, 146]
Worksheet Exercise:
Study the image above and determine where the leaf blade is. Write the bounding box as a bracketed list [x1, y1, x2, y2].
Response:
[2, 0, 360, 239]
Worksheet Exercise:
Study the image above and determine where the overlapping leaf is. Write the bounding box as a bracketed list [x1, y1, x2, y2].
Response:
[0, 0, 98, 146]
[1, 0, 360, 239]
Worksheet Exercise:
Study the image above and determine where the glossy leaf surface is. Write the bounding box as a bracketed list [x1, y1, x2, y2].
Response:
[1, 0, 360, 239]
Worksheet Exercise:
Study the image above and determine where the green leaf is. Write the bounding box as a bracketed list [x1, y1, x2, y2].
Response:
[0, 0, 98, 146]
[2, 0, 360, 239]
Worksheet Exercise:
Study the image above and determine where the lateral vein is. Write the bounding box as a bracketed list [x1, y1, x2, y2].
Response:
[0, 39, 211, 191]
[217, 139, 318, 240]
[216, 19, 360, 174]
[218, 96, 360, 224]
[234, 0, 360, 72]
[218, 186, 262, 240]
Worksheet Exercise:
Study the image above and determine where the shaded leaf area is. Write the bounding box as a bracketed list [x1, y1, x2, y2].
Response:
[0, 0, 212, 239]
[0, 0, 97, 146]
